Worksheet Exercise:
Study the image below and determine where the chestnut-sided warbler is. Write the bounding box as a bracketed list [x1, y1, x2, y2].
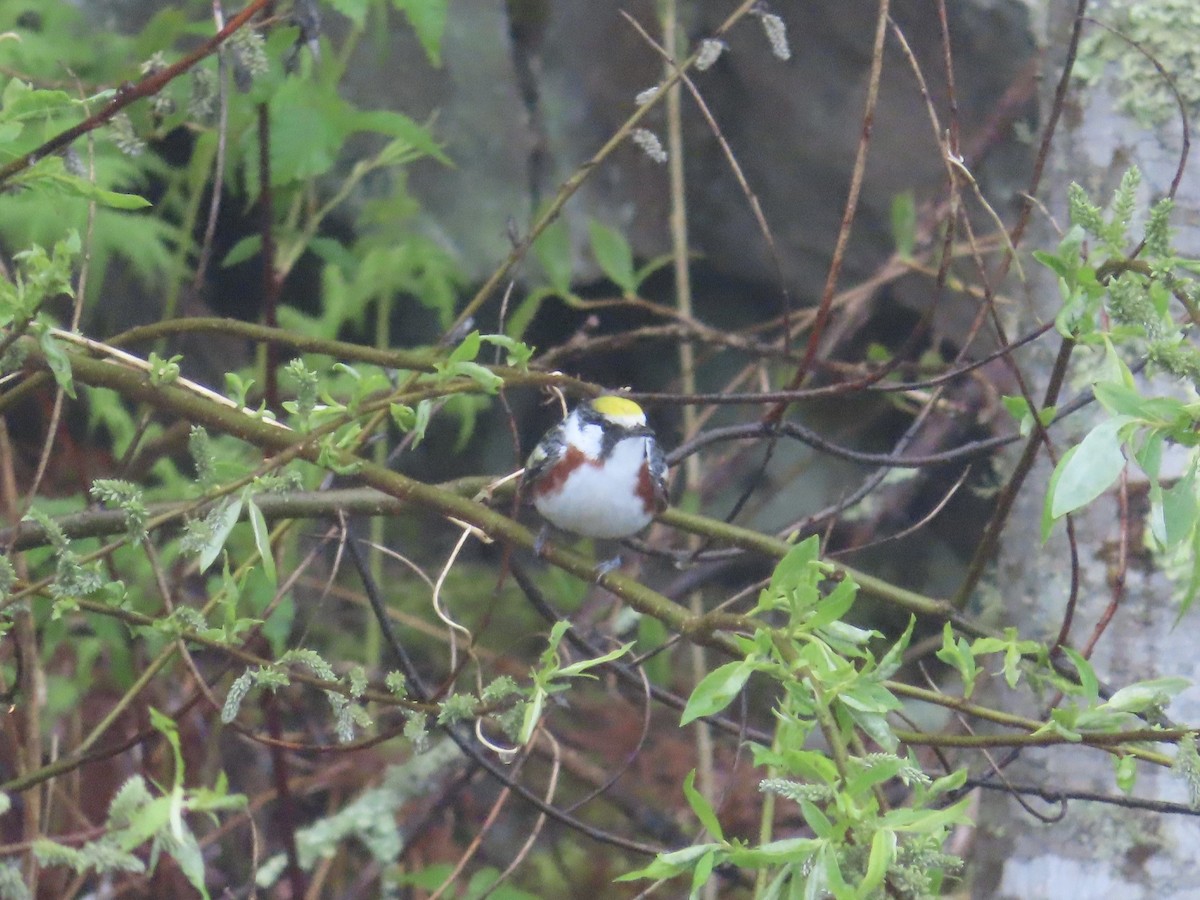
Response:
[525, 395, 669, 541]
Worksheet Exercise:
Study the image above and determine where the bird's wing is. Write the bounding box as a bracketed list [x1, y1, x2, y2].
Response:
[524, 421, 567, 485]
[646, 438, 670, 512]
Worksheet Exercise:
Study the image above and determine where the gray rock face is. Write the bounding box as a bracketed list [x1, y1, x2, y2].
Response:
[336, 0, 1038, 333]
[78, 0, 1038, 345]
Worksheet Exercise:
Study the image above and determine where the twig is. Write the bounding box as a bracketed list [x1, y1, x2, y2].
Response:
[766, 0, 892, 415]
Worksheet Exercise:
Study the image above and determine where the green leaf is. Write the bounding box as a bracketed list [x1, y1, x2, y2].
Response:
[1071, 707, 1130, 732]
[1114, 754, 1138, 794]
[532, 217, 573, 295]
[327, 0, 369, 25]
[771, 535, 820, 589]
[393, 0, 449, 66]
[807, 577, 857, 629]
[1050, 417, 1129, 518]
[1093, 380, 1148, 419]
[1033, 248, 1073, 281]
[1097, 383, 1187, 427]
[556, 641, 632, 678]
[222, 235, 262, 268]
[728, 836, 821, 865]
[928, 767, 968, 795]
[246, 498, 277, 586]
[682, 770, 724, 841]
[38, 330, 76, 399]
[479, 333, 534, 369]
[1103, 677, 1190, 713]
[690, 848, 716, 896]
[681, 661, 753, 725]
[879, 795, 972, 832]
[862, 828, 896, 893]
[1001, 395, 1055, 438]
[1134, 430, 1164, 481]
[252, 77, 346, 186]
[198, 497, 244, 573]
[1002, 637, 1026, 689]
[873, 617, 915, 681]
[758, 535, 823, 614]
[170, 825, 211, 900]
[890, 191, 916, 258]
[410, 399, 433, 448]
[1, 80, 75, 118]
[841, 705, 897, 752]
[1002, 394, 1033, 433]
[149, 706, 184, 782]
[450, 360, 503, 393]
[845, 757, 904, 797]
[799, 800, 833, 839]
[52, 173, 151, 210]
[390, 403, 416, 431]
[820, 843, 854, 900]
[1178, 527, 1200, 621]
[588, 219, 637, 295]
[936, 623, 979, 698]
[1060, 646, 1099, 703]
[447, 330, 482, 364]
[1161, 465, 1198, 548]
[351, 109, 449, 164]
[616, 843, 718, 881]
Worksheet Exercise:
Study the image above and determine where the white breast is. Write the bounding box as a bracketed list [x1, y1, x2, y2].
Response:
[533, 435, 654, 539]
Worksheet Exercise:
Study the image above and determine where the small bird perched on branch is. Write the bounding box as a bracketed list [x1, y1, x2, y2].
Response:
[525, 396, 669, 560]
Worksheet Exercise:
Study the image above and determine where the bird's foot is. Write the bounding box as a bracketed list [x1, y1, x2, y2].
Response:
[592, 555, 623, 580]
[533, 526, 551, 559]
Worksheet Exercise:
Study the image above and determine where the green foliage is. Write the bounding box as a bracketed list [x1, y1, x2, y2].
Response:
[518, 620, 633, 744]
[890, 191, 916, 260]
[1076, 0, 1200, 127]
[392, 0, 450, 66]
[436, 691, 477, 727]
[0, 860, 28, 900]
[1174, 734, 1200, 808]
[507, 215, 673, 338]
[0, 3, 173, 304]
[23, 507, 119, 616]
[0, 78, 150, 210]
[256, 738, 462, 889]
[181, 495, 243, 573]
[588, 219, 639, 296]
[534, 217, 574, 298]
[0, 233, 80, 397]
[90, 479, 149, 544]
[1001, 394, 1056, 438]
[8, 3, 1196, 896]
[624, 537, 969, 897]
[586, 218, 671, 298]
[1036, 168, 1200, 611]
[0, 0, 453, 329]
[427, 330, 533, 397]
[35, 711, 245, 900]
[146, 351, 182, 385]
[223, 649, 378, 742]
[0, 555, 15, 603]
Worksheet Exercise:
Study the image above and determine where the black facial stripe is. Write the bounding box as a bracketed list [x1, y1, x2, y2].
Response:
[598, 422, 654, 459]
[577, 404, 603, 426]
[571, 403, 649, 460]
